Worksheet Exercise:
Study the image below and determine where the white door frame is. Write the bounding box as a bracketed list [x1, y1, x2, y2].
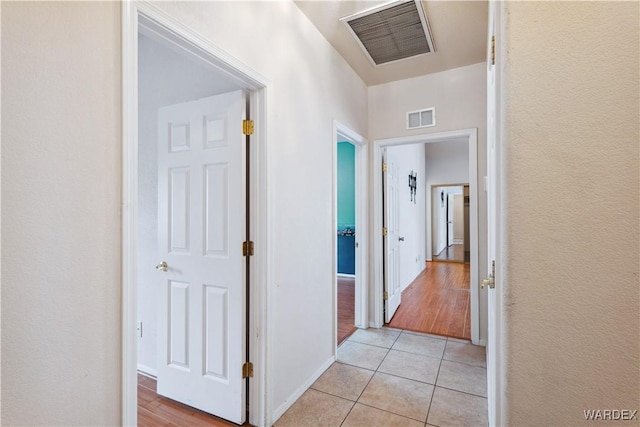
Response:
[487, 0, 505, 424]
[371, 129, 480, 345]
[332, 121, 368, 348]
[122, 2, 270, 425]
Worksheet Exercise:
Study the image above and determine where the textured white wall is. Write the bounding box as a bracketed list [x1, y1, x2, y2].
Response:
[1, 2, 121, 425]
[386, 143, 426, 291]
[502, 2, 639, 424]
[151, 2, 368, 422]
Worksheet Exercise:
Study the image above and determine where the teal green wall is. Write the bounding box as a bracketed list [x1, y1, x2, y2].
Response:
[337, 142, 355, 227]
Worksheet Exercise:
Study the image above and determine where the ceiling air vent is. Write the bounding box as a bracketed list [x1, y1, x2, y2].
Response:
[407, 107, 435, 129]
[341, 0, 436, 66]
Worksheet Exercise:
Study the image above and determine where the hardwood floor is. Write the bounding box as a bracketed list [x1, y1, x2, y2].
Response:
[432, 243, 470, 263]
[387, 262, 470, 340]
[337, 276, 357, 344]
[138, 373, 249, 426]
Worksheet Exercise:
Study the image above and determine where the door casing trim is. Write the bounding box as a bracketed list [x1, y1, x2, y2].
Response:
[371, 129, 480, 345]
[332, 121, 368, 353]
[122, 2, 270, 425]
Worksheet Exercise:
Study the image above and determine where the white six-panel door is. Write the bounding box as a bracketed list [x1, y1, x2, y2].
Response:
[384, 149, 402, 322]
[155, 90, 246, 424]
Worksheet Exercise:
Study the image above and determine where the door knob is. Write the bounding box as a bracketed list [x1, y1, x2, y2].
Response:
[155, 261, 168, 272]
[399, 237, 405, 241]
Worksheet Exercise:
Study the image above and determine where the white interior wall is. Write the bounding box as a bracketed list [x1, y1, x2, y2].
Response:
[152, 2, 368, 422]
[1, 2, 121, 424]
[368, 63, 487, 342]
[425, 140, 469, 260]
[1, 2, 368, 424]
[502, 2, 639, 424]
[136, 34, 241, 374]
[453, 194, 464, 242]
[386, 143, 426, 291]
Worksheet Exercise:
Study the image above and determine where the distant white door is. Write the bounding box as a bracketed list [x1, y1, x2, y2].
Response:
[155, 91, 246, 424]
[383, 149, 401, 322]
[447, 193, 455, 246]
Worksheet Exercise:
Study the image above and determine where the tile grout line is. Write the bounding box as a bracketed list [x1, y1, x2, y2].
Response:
[336, 329, 402, 426]
[354, 401, 429, 424]
[435, 384, 488, 400]
[425, 339, 447, 426]
[377, 329, 435, 425]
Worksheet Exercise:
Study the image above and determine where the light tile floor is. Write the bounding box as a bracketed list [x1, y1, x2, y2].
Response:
[275, 327, 488, 427]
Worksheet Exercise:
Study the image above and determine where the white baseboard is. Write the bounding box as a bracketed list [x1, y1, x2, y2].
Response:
[453, 239, 464, 245]
[271, 355, 335, 424]
[337, 273, 356, 278]
[473, 338, 487, 347]
[137, 363, 157, 378]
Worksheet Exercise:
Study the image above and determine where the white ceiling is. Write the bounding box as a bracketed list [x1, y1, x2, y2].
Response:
[294, 0, 488, 86]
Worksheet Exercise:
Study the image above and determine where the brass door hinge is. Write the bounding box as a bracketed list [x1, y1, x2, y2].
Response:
[491, 35, 496, 66]
[242, 362, 253, 378]
[242, 119, 254, 136]
[482, 260, 496, 289]
[382, 227, 388, 236]
[382, 162, 387, 172]
[242, 241, 254, 256]
[383, 291, 389, 301]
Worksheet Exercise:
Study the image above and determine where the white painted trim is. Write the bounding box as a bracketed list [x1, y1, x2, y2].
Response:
[337, 274, 356, 278]
[137, 370, 156, 380]
[333, 120, 369, 356]
[371, 129, 480, 346]
[122, 3, 271, 426]
[453, 239, 464, 245]
[121, 3, 138, 424]
[137, 364, 158, 378]
[487, 1, 506, 425]
[271, 356, 335, 423]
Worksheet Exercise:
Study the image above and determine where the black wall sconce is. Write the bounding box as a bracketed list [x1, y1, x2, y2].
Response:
[409, 171, 417, 203]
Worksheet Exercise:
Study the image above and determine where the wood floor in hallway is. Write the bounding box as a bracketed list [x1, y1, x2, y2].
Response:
[387, 262, 470, 340]
[137, 374, 247, 426]
[337, 276, 357, 344]
[433, 243, 470, 263]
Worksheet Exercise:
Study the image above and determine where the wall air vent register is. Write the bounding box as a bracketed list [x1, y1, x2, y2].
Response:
[407, 107, 435, 129]
[341, 0, 436, 66]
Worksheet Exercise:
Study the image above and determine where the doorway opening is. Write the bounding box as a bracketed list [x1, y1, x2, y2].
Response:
[122, 4, 269, 426]
[332, 121, 368, 348]
[432, 184, 470, 264]
[373, 129, 480, 345]
[336, 141, 357, 344]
